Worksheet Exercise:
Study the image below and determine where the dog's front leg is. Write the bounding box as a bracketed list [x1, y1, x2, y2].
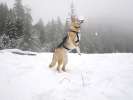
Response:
[76, 46, 81, 55]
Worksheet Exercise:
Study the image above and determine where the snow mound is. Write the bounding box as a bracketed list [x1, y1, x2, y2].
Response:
[0, 49, 133, 100]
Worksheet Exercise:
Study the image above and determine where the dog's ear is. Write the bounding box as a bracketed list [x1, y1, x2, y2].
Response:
[71, 16, 75, 22]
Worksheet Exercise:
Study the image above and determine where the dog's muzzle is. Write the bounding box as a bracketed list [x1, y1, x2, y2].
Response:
[79, 20, 84, 24]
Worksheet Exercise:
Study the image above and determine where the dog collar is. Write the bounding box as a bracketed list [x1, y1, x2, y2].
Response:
[63, 45, 71, 51]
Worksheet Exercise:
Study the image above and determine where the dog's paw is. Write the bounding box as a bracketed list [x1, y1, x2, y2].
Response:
[78, 53, 81, 56]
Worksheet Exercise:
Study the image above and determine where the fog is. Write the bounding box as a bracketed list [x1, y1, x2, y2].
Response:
[0, 0, 133, 53]
[1, 0, 133, 24]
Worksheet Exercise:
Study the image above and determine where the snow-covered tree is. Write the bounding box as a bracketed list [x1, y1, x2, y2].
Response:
[0, 3, 8, 36]
[3, 9, 17, 48]
[20, 7, 33, 50]
[34, 19, 45, 44]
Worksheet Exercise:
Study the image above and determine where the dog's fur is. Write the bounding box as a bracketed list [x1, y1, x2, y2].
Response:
[49, 17, 83, 72]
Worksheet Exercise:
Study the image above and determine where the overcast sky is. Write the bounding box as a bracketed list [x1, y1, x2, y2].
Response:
[0, 0, 133, 24]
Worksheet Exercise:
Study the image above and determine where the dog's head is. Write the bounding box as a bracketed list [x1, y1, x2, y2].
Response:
[70, 16, 84, 31]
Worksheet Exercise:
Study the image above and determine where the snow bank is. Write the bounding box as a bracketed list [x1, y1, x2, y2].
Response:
[0, 49, 133, 100]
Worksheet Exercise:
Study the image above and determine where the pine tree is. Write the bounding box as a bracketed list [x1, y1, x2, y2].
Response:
[29, 28, 41, 51]
[34, 19, 45, 44]
[0, 34, 10, 49]
[13, 0, 33, 50]
[0, 3, 9, 36]
[14, 0, 25, 38]
[14, 0, 25, 20]
[13, 0, 25, 49]
[21, 7, 33, 50]
[55, 17, 65, 44]
[4, 9, 17, 48]
[0, 3, 18, 49]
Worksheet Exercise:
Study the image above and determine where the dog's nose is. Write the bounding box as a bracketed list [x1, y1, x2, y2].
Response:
[80, 20, 84, 23]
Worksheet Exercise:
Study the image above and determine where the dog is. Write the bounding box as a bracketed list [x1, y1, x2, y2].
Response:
[49, 16, 84, 72]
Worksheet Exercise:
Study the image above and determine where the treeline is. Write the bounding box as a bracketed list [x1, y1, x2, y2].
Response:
[0, 0, 133, 53]
[80, 18, 133, 53]
[0, 0, 65, 52]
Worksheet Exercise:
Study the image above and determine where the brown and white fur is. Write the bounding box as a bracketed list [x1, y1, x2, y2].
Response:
[49, 17, 84, 72]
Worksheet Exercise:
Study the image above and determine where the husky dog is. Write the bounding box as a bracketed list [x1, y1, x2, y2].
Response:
[49, 16, 84, 72]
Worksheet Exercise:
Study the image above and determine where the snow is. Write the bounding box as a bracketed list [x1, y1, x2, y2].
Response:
[0, 49, 133, 100]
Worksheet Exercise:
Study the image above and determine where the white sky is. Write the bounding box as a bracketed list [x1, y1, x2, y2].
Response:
[0, 0, 133, 24]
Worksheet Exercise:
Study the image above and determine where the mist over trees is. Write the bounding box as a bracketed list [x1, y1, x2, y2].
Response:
[0, 0, 133, 53]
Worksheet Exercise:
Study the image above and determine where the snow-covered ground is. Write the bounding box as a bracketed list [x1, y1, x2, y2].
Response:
[0, 49, 133, 100]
